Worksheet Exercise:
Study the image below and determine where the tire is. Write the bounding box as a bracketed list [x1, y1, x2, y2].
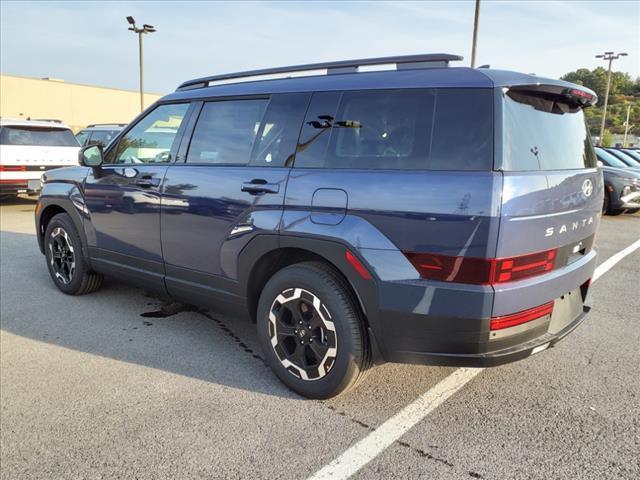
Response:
[603, 192, 624, 216]
[256, 262, 371, 399]
[44, 213, 103, 295]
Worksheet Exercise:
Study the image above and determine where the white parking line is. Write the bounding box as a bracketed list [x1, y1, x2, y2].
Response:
[308, 239, 640, 480]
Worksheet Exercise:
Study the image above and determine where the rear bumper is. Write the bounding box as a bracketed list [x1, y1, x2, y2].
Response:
[373, 250, 596, 367]
[0, 180, 28, 195]
[387, 305, 589, 367]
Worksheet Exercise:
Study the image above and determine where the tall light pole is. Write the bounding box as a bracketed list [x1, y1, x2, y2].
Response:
[596, 51, 627, 145]
[127, 16, 156, 112]
[470, 0, 481, 68]
[622, 102, 632, 147]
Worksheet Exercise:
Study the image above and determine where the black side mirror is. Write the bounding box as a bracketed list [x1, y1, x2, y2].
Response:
[79, 144, 104, 167]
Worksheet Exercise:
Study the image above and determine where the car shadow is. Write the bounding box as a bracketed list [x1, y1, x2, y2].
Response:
[0, 194, 38, 206]
[0, 230, 300, 400]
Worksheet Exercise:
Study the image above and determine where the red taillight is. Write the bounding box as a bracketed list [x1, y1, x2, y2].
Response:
[490, 301, 554, 330]
[403, 248, 558, 285]
[0, 165, 27, 172]
[493, 249, 557, 283]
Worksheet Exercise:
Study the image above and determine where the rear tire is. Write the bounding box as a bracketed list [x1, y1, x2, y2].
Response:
[44, 213, 103, 295]
[603, 192, 623, 216]
[256, 262, 370, 399]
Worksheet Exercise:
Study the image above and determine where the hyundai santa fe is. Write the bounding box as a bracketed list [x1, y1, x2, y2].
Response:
[35, 54, 602, 398]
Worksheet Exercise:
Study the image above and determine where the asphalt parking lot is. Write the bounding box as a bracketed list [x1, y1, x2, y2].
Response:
[1, 196, 639, 480]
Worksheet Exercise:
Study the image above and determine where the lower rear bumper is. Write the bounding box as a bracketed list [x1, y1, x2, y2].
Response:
[386, 306, 589, 367]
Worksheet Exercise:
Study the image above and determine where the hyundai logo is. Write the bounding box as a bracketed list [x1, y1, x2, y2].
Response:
[582, 179, 594, 197]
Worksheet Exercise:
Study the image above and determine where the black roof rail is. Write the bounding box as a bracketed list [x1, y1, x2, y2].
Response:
[177, 53, 463, 91]
[86, 123, 127, 128]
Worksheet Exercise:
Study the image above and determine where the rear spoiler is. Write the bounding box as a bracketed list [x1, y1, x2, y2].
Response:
[506, 84, 598, 108]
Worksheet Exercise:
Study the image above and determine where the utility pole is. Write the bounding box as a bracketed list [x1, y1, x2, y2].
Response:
[622, 102, 631, 147]
[470, 0, 481, 68]
[595, 51, 627, 145]
[127, 16, 156, 112]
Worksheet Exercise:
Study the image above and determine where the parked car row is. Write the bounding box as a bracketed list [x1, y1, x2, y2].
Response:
[594, 147, 640, 215]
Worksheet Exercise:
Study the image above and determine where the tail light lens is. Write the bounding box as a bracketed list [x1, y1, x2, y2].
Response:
[0, 165, 27, 172]
[490, 301, 554, 330]
[403, 248, 558, 285]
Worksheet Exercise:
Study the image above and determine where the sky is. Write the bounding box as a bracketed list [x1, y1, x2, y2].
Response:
[1, 1, 638, 94]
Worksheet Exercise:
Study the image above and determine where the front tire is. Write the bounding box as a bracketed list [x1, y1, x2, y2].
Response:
[44, 213, 103, 295]
[257, 262, 370, 399]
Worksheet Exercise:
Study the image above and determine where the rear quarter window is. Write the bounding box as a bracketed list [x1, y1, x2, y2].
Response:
[295, 88, 493, 171]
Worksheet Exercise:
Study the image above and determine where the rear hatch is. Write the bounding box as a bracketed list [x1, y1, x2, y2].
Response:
[493, 85, 601, 322]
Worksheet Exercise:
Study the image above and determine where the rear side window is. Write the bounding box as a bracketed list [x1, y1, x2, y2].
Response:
[502, 90, 596, 171]
[75, 130, 89, 146]
[187, 99, 267, 164]
[0, 126, 79, 147]
[295, 88, 493, 170]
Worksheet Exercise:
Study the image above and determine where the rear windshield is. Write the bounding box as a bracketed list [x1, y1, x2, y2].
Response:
[502, 90, 596, 171]
[0, 126, 79, 147]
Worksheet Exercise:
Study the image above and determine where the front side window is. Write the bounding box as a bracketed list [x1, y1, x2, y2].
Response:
[0, 126, 79, 147]
[113, 103, 189, 164]
[503, 90, 596, 171]
[186, 99, 267, 164]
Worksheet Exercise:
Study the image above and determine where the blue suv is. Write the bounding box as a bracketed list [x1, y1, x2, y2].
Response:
[36, 54, 602, 398]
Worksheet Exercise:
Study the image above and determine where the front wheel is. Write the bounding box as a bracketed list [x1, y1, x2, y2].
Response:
[257, 262, 370, 398]
[44, 213, 103, 295]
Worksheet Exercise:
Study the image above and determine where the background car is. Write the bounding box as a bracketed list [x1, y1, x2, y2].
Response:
[595, 147, 640, 172]
[604, 147, 640, 168]
[601, 165, 640, 215]
[75, 123, 126, 148]
[0, 118, 79, 198]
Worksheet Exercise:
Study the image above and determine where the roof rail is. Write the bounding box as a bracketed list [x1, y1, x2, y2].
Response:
[86, 123, 128, 128]
[177, 53, 463, 91]
[31, 118, 63, 123]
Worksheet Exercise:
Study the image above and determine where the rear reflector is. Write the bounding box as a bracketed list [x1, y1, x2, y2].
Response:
[345, 250, 372, 280]
[403, 248, 558, 285]
[490, 301, 554, 331]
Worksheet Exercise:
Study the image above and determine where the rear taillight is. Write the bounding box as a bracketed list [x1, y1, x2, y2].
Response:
[403, 248, 558, 285]
[490, 301, 554, 330]
[0, 165, 27, 172]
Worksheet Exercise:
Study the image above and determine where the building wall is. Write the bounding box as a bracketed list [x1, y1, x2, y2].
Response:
[0, 74, 163, 132]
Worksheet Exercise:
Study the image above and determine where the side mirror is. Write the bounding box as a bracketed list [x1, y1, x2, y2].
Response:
[79, 144, 104, 167]
[597, 160, 604, 167]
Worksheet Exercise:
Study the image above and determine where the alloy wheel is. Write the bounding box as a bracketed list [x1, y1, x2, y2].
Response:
[268, 288, 337, 381]
[49, 227, 75, 285]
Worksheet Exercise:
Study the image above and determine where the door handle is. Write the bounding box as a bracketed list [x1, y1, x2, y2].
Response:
[241, 179, 279, 195]
[133, 177, 161, 188]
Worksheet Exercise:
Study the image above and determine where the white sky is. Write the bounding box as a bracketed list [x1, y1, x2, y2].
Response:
[1, 0, 638, 94]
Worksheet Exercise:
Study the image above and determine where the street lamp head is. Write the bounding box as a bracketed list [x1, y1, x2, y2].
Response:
[126, 16, 136, 25]
[143, 24, 156, 33]
[619, 52, 628, 56]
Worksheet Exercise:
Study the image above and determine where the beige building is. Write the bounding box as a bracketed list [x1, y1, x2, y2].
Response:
[0, 74, 163, 132]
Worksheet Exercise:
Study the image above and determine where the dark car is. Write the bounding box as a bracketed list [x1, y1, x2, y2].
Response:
[35, 54, 602, 398]
[601, 166, 640, 215]
[605, 148, 640, 168]
[595, 147, 640, 172]
[75, 124, 126, 149]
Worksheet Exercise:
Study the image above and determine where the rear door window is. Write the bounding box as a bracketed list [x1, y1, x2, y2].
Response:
[502, 90, 596, 171]
[0, 126, 79, 147]
[186, 99, 268, 165]
[294, 88, 493, 170]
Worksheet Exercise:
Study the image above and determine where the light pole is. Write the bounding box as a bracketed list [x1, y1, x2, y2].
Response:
[127, 16, 156, 112]
[595, 51, 627, 145]
[470, 0, 481, 68]
[622, 102, 632, 147]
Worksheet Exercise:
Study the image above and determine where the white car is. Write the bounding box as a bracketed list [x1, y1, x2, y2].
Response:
[0, 118, 80, 197]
